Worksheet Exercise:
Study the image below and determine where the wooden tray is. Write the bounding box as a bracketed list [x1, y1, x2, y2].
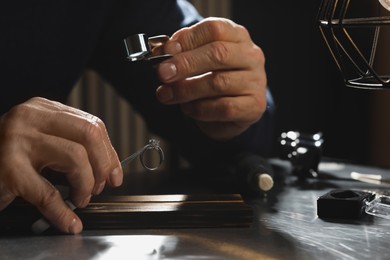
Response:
[0, 194, 253, 234]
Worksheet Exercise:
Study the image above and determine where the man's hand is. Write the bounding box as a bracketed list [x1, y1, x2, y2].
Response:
[0, 97, 122, 234]
[156, 17, 267, 140]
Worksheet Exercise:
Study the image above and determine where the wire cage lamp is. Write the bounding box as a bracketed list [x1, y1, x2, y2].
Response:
[317, 0, 390, 89]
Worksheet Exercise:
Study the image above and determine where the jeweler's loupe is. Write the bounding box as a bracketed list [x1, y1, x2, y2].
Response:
[123, 33, 172, 64]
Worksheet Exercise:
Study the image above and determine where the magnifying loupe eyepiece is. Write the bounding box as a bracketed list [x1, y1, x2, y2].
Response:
[123, 33, 172, 64]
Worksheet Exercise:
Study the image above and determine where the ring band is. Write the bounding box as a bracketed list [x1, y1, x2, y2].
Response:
[140, 144, 165, 171]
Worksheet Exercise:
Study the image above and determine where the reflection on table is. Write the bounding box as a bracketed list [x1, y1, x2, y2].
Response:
[1, 158, 390, 259]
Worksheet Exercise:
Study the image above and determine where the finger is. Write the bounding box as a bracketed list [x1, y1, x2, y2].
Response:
[152, 40, 182, 56]
[29, 98, 122, 192]
[170, 18, 250, 49]
[0, 191, 15, 211]
[180, 96, 264, 124]
[30, 176, 83, 234]
[8, 163, 83, 234]
[46, 112, 122, 190]
[156, 70, 265, 104]
[158, 41, 260, 83]
[157, 18, 246, 58]
[158, 18, 264, 84]
[33, 133, 94, 207]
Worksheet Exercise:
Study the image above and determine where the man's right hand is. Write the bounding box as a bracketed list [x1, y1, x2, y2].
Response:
[0, 97, 123, 234]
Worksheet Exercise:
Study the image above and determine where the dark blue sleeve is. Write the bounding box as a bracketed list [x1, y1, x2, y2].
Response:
[177, 90, 276, 166]
[89, 0, 276, 167]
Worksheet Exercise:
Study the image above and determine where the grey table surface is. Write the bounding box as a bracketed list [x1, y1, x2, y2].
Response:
[1, 158, 390, 260]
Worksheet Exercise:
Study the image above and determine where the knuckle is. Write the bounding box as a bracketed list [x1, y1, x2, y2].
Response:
[78, 116, 113, 179]
[64, 142, 89, 168]
[256, 95, 267, 115]
[209, 41, 230, 65]
[1, 105, 32, 139]
[62, 144, 92, 183]
[94, 116, 106, 129]
[203, 18, 248, 40]
[37, 186, 61, 210]
[5, 103, 31, 121]
[247, 97, 266, 124]
[28, 96, 46, 103]
[80, 116, 104, 143]
[177, 53, 196, 75]
[203, 18, 228, 39]
[220, 100, 237, 119]
[238, 25, 251, 39]
[211, 73, 230, 93]
[63, 151, 95, 196]
[0, 117, 15, 140]
[252, 45, 266, 64]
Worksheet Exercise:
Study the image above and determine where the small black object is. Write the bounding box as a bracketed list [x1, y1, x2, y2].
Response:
[317, 189, 375, 219]
[278, 131, 324, 180]
[210, 152, 274, 196]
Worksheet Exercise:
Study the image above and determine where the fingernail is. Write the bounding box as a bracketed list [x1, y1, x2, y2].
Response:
[174, 42, 182, 53]
[159, 62, 177, 82]
[110, 167, 122, 187]
[94, 181, 106, 195]
[166, 41, 182, 54]
[68, 218, 82, 234]
[156, 85, 173, 102]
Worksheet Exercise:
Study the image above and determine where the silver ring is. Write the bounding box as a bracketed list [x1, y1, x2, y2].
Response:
[139, 144, 165, 171]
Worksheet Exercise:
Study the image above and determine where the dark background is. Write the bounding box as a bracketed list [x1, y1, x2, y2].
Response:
[231, 1, 377, 165]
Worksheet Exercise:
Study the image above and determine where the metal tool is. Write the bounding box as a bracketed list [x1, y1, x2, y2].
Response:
[120, 138, 164, 171]
[31, 139, 164, 235]
[123, 33, 172, 64]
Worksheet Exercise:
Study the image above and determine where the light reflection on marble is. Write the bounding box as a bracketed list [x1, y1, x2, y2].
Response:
[2, 159, 390, 259]
[91, 235, 177, 260]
